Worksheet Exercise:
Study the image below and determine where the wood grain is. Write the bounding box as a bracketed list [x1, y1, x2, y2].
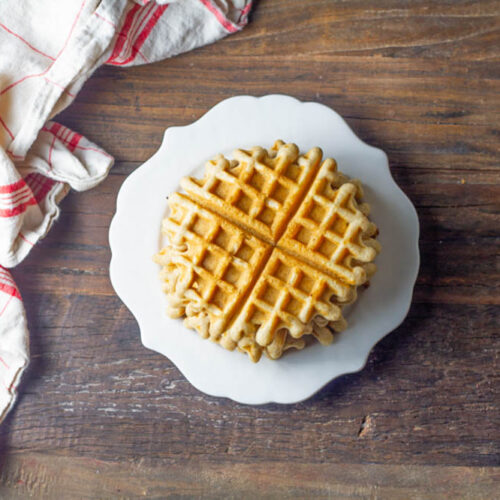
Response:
[1, 0, 499, 497]
[1, 453, 499, 499]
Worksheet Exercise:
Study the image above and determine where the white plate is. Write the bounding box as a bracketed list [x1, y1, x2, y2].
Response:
[109, 94, 420, 404]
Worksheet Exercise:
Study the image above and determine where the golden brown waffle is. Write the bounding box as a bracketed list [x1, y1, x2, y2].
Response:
[278, 158, 381, 286]
[155, 142, 380, 362]
[180, 140, 322, 243]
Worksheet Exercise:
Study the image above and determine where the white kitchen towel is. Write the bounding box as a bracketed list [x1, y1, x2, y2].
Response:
[0, 0, 252, 422]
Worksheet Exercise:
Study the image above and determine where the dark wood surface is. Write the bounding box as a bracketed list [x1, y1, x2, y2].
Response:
[1, 1, 499, 497]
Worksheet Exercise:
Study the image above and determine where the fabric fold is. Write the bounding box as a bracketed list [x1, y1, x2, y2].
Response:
[0, 266, 29, 423]
[0, 121, 114, 268]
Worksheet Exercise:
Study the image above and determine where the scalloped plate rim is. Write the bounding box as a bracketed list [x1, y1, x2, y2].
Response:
[109, 94, 420, 405]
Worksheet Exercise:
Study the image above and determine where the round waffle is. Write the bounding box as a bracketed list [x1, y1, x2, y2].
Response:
[154, 141, 380, 362]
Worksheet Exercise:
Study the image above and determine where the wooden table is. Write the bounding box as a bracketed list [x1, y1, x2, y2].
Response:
[1, 1, 499, 498]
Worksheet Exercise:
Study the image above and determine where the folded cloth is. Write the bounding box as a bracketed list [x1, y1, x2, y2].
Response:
[0, 0, 252, 423]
